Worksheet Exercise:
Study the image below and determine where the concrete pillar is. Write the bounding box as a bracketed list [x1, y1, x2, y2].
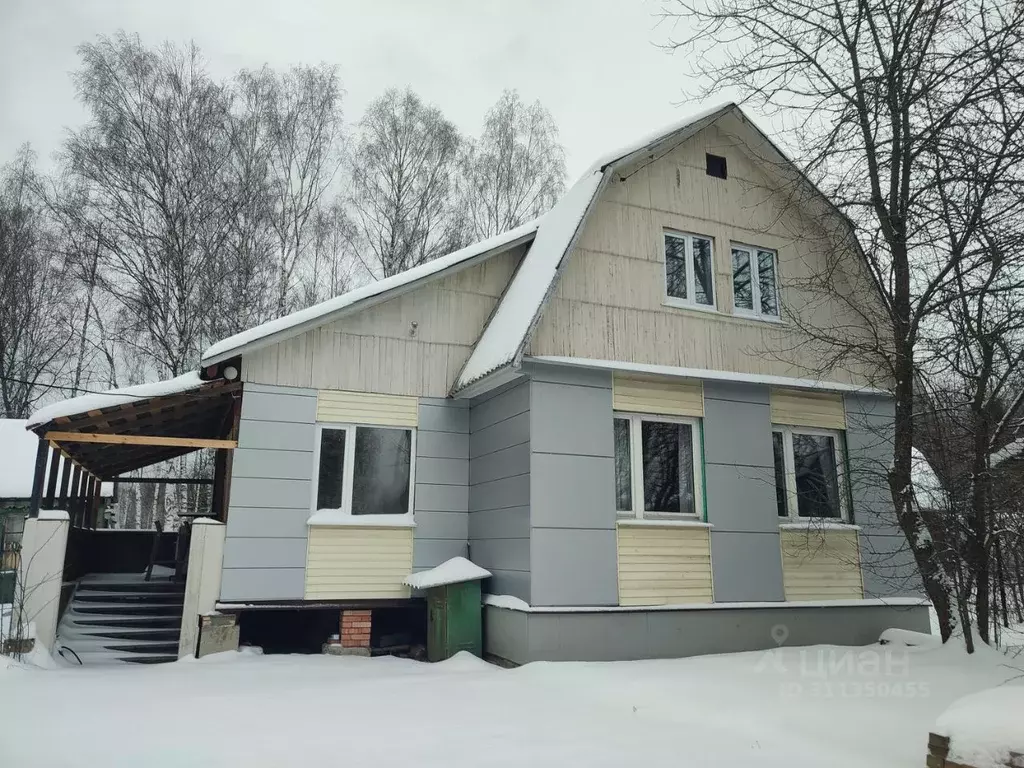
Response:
[178, 518, 227, 658]
[16, 510, 70, 652]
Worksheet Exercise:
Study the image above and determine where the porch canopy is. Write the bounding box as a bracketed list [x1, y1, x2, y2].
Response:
[24, 372, 241, 525]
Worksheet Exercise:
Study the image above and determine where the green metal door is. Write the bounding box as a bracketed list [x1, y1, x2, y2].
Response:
[445, 581, 482, 658]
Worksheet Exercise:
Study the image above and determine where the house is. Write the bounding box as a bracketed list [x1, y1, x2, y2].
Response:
[23, 103, 929, 664]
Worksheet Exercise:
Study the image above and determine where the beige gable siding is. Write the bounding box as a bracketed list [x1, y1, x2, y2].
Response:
[770, 388, 846, 430]
[305, 525, 413, 600]
[613, 374, 703, 417]
[527, 123, 884, 387]
[242, 246, 525, 396]
[317, 390, 419, 427]
[780, 528, 863, 601]
[616, 523, 714, 605]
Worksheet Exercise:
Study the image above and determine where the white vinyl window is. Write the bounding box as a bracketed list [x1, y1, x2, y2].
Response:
[772, 425, 846, 520]
[731, 244, 780, 318]
[664, 231, 715, 309]
[312, 424, 415, 516]
[614, 413, 703, 518]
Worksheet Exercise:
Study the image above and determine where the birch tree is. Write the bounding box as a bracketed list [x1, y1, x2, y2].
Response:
[350, 88, 463, 277]
[460, 90, 566, 239]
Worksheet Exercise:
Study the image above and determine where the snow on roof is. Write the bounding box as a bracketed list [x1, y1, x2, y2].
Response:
[454, 103, 737, 390]
[201, 218, 542, 366]
[403, 556, 491, 589]
[0, 419, 41, 498]
[911, 447, 946, 511]
[26, 372, 204, 429]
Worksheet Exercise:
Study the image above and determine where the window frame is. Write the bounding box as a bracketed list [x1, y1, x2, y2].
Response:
[614, 412, 704, 520]
[310, 422, 417, 518]
[772, 424, 848, 522]
[730, 242, 781, 320]
[663, 230, 717, 311]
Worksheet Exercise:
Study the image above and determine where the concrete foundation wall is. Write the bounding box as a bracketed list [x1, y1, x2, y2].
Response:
[484, 602, 931, 665]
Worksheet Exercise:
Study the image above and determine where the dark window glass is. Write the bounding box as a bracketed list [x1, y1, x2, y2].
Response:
[642, 421, 695, 515]
[614, 418, 632, 512]
[758, 250, 779, 316]
[706, 153, 727, 179]
[793, 433, 841, 518]
[732, 248, 753, 311]
[316, 428, 346, 510]
[693, 237, 714, 306]
[351, 427, 411, 515]
[772, 431, 788, 517]
[665, 234, 688, 299]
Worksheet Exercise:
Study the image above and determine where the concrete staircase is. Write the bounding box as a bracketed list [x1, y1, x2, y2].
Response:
[56, 573, 184, 665]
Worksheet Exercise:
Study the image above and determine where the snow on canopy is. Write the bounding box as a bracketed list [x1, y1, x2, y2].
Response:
[26, 372, 204, 429]
[200, 218, 542, 366]
[911, 447, 946, 511]
[0, 419, 42, 498]
[404, 557, 491, 589]
[454, 102, 736, 389]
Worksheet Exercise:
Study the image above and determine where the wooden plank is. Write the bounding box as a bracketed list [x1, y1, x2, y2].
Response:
[45, 432, 238, 449]
[770, 388, 846, 429]
[613, 375, 704, 417]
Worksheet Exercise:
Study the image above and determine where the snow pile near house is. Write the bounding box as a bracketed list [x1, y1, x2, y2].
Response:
[934, 686, 1024, 768]
[879, 628, 942, 648]
[26, 371, 204, 428]
[0, 419, 39, 498]
[201, 218, 541, 364]
[483, 593, 531, 610]
[0, 633, 1020, 767]
[404, 557, 490, 589]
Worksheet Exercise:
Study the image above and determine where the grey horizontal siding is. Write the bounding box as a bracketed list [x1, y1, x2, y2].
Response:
[222, 383, 316, 601]
[413, 399, 470, 573]
[469, 381, 531, 601]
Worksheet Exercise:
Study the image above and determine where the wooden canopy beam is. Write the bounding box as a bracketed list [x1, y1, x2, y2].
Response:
[44, 432, 237, 449]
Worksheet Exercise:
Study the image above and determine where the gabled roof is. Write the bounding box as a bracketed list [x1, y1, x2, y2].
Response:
[454, 102, 737, 390]
[201, 218, 541, 366]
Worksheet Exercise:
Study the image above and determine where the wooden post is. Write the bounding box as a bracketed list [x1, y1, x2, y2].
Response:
[68, 465, 82, 527]
[85, 476, 98, 529]
[28, 439, 49, 519]
[43, 445, 61, 510]
[90, 479, 102, 529]
[212, 449, 227, 522]
[57, 455, 73, 509]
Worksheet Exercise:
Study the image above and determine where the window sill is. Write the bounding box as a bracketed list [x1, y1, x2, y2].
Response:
[779, 520, 860, 531]
[733, 310, 785, 325]
[662, 297, 719, 315]
[307, 511, 416, 528]
[617, 518, 713, 529]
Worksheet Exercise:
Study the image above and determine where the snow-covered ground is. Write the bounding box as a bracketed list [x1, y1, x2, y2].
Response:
[0, 638, 1020, 768]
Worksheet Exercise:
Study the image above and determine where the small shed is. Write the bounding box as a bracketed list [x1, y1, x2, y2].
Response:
[404, 557, 491, 662]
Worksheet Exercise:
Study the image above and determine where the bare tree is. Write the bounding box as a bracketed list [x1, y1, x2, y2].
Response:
[664, 0, 1024, 641]
[350, 88, 463, 278]
[235, 64, 344, 315]
[64, 33, 239, 376]
[0, 146, 74, 417]
[299, 201, 356, 307]
[460, 90, 566, 239]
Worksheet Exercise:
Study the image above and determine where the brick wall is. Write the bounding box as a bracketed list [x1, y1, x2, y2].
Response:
[340, 610, 372, 649]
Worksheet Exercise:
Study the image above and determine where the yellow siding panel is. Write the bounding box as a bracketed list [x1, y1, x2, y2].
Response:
[616, 524, 713, 605]
[316, 389, 418, 427]
[780, 528, 863, 601]
[613, 375, 704, 417]
[304, 526, 413, 600]
[770, 388, 846, 430]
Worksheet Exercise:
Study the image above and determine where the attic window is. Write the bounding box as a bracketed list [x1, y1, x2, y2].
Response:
[706, 153, 727, 179]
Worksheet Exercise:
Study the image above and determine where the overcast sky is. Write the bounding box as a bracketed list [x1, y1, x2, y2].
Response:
[0, 0, 735, 180]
